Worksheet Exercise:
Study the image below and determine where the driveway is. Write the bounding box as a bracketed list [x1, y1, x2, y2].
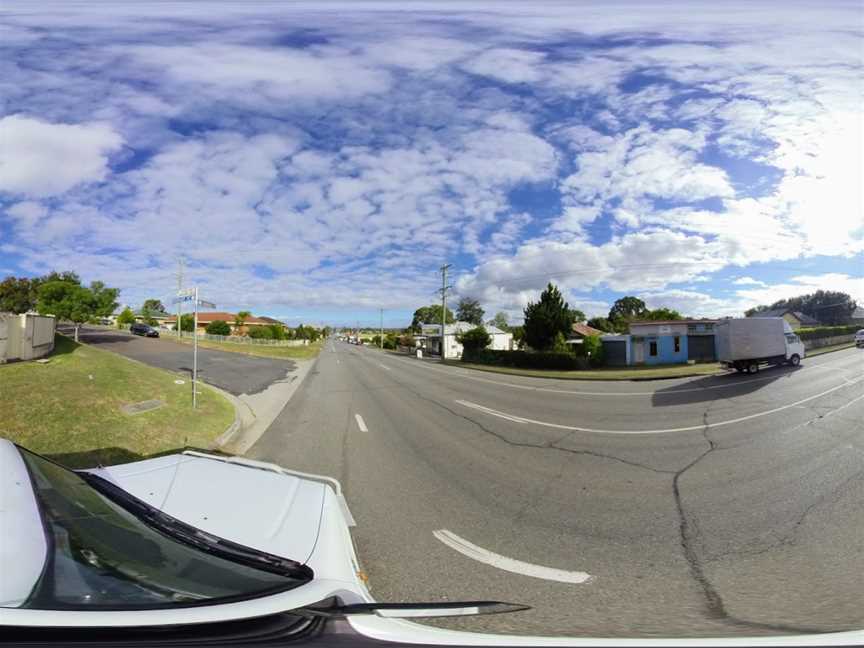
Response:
[65, 326, 296, 396]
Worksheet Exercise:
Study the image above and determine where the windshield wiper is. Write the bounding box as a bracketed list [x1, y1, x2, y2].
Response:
[79, 471, 313, 580]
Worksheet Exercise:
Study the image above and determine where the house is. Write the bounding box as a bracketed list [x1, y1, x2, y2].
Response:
[418, 322, 513, 358]
[605, 319, 718, 366]
[747, 309, 819, 329]
[565, 322, 604, 349]
[134, 309, 174, 328]
[165, 312, 277, 335]
[847, 306, 864, 326]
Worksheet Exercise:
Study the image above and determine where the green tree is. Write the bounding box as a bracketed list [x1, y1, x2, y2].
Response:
[456, 297, 485, 325]
[569, 307, 587, 323]
[248, 326, 274, 339]
[490, 311, 510, 331]
[643, 308, 683, 321]
[523, 283, 577, 351]
[608, 296, 648, 332]
[587, 316, 614, 332]
[551, 331, 571, 353]
[142, 298, 165, 313]
[116, 307, 136, 327]
[234, 310, 251, 334]
[582, 334, 605, 367]
[745, 290, 856, 326]
[37, 280, 115, 342]
[0, 276, 39, 313]
[410, 305, 455, 333]
[268, 324, 286, 340]
[179, 313, 195, 332]
[206, 320, 231, 335]
[457, 326, 491, 353]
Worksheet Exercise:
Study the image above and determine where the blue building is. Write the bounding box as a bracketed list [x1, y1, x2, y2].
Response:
[602, 320, 717, 366]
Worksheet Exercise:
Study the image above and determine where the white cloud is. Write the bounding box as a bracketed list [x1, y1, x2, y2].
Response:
[461, 48, 545, 83]
[0, 115, 123, 197]
[733, 276, 766, 286]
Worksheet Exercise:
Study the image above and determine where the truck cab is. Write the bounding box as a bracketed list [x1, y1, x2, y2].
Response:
[784, 329, 806, 364]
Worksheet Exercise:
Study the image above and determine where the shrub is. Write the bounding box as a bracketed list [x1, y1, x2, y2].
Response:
[457, 326, 491, 353]
[179, 313, 195, 332]
[205, 320, 231, 335]
[582, 334, 605, 367]
[462, 349, 589, 370]
[268, 324, 286, 340]
[796, 325, 860, 340]
[116, 307, 136, 327]
[247, 326, 274, 339]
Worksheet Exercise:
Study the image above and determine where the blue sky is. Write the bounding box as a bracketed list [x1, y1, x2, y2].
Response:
[0, 1, 862, 327]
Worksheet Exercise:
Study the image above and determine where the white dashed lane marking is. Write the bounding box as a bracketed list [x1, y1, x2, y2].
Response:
[354, 413, 369, 432]
[433, 529, 592, 584]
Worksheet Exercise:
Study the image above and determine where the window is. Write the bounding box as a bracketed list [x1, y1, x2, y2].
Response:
[674, 336, 680, 353]
[649, 341, 658, 356]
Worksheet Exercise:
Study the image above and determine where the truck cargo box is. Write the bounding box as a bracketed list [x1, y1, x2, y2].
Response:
[715, 318, 788, 362]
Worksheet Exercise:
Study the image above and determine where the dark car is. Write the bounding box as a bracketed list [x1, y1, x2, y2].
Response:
[130, 322, 160, 337]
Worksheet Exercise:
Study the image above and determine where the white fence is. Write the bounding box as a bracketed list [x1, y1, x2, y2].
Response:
[0, 313, 56, 363]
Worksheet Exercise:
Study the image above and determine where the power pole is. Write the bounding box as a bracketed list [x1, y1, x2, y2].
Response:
[439, 263, 452, 360]
[175, 258, 185, 337]
[379, 308, 384, 350]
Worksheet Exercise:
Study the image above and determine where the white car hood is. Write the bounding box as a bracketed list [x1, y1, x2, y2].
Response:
[94, 453, 326, 565]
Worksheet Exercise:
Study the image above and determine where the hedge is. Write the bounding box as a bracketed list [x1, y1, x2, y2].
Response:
[462, 349, 590, 370]
[796, 324, 861, 341]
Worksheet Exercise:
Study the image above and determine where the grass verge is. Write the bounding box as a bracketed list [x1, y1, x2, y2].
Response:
[0, 335, 234, 468]
[446, 360, 725, 381]
[168, 334, 323, 360]
[807, 342, 858, 357]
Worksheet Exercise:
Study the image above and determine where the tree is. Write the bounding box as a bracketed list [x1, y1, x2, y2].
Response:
[582, 335, 605, 368]
[179, 313, 195, 332]
[490, 311, 510, 331]
[234, 310, 251, 334]
[745, 290, 857, 326]
[643, 308, 683, 321]
[523, 283, 577, 351]
[248, 326, 274, 339]
[206, 320, 231, 335]
[587, 316, 614, 332]
[569, 307, 587, 323]
[457, 326, 491, 354]
[0, 276, 39, 313]
[410, 304, 455, 332]
[456, 297, 485, 325]
[142, 298, 165, 313]
[608, 296, 648, 332]
[268, 324, 286, 340]
[37, 280, 114, 342]
[116, 307, 136, 327]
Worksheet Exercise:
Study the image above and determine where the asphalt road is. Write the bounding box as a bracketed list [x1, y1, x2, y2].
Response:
[64, 326, 296, 396]
[249, 341, 864, 638]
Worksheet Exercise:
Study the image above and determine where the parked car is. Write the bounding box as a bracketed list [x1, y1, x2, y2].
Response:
[130, 322, 159, 337]
[856, 329, 864, 348]
[0, 440, 527, 645]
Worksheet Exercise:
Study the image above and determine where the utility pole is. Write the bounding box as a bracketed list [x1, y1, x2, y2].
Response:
[175, 258, 185, 338]
[379, 308, 384, 350]
[439, 263, 452, 360]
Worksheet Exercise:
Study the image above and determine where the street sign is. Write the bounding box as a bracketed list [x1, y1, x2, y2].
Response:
[171, 295, 195, 304]
[177, 288, 195, 297]
[197, 300, 215, 308]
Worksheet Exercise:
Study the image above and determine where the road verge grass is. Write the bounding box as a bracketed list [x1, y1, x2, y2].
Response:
[0, 335, 234, 468]
[168, 334, 323, 360]
[445, 359, 725, 380]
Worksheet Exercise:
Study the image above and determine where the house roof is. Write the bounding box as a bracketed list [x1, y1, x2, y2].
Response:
[134, 309, 172, 319]
[571, 322, 604, 337]
[256, 316, 286, 326]
[629, 319, 717, 326]
[420, 321, 511, 336]
[749, 309, 819, 325]
[850, 306, 864, 320]
[165, 312, 271, 325]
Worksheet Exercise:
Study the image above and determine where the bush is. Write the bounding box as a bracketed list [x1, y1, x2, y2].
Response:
[179, 313, 195, 332]
[247, 326, 274, 339]
[582, 335, 605, 367]
[205, 320, 231, 335]
[796, 325, 860, 340]
[462, 349, 590, 370]
[457, 326, 491, 353]
[116, 307, 136, 327]
[268, 324, 286, 340]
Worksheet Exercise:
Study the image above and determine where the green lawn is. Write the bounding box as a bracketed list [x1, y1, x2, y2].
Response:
[445, 360, 725, 381]
[168, 334, 323, 360]
[0, 335, 234, 468]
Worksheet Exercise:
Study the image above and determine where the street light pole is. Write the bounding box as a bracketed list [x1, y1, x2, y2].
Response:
[193, 286, 198, 409]
[380, 308, 384, 350]
[440, 263, 451, 360]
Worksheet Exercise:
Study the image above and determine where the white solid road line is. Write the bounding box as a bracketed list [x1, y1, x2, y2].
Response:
[455, 376, 864, 435]
[379, 363, 390, 370]
[433, 529, 592, 584]
[354, 413, 369, 432]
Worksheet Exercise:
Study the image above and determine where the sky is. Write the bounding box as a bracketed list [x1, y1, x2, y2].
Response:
[0, 1, 862, 327]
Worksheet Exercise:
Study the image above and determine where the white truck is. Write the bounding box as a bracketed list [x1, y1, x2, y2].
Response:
[716, 317, 805, 373]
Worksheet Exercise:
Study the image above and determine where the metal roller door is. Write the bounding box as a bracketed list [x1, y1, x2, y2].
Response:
[687, 335, 715, 361]
[603, 340, 627, 366]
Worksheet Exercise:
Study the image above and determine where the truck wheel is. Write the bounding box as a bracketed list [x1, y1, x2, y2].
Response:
[789, 354, 800, 366]
[747, 362, 759, 374]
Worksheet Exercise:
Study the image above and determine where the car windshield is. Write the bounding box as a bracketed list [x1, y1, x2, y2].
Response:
[17, 450, 311, 610]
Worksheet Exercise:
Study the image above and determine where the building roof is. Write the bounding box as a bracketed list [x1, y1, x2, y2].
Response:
[749, 309, 819, 325]
[420, 321, 510, 336]
[256, 316, 286, 326]
[571, 322, 604, 337]
[134, 309, 172, 319]
[850, 306, 864, 320]
[165, 312, 271, 325]
[629, 319, 717, 326]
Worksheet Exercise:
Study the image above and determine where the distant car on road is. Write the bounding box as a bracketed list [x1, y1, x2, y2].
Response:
[856, 329, 864, 348]
[130, 322, 159, 337]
